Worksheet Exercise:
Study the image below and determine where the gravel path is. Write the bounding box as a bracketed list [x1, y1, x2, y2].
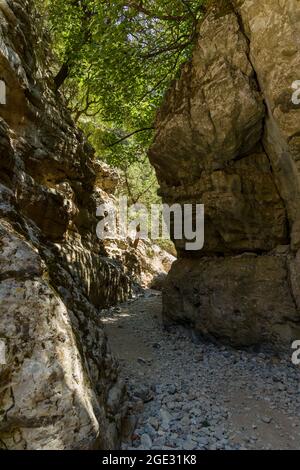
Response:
[102, 291, 300, 450]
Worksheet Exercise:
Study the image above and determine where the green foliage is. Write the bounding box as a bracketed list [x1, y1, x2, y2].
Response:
[117, 157, 160, 206]
[38, 0, 206, 245]
[41, 0, 206, 142]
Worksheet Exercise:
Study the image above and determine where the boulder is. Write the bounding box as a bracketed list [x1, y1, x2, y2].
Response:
[149, 0, 300, 349]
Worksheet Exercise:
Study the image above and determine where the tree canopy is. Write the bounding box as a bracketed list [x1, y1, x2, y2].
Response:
[38, 0, 207, 221]
[41, 1, 206, 152]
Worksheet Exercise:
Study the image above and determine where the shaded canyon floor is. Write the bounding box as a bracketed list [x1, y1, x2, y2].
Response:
[103, 292, 300, 450]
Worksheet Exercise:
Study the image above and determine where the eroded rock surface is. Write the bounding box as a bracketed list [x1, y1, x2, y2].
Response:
[0, 0, 131, 449]
[149, 0, 300, 348]
[104, 236, 175, 291]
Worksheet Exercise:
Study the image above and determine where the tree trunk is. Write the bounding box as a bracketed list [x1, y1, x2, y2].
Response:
[54, 62, 70, 90]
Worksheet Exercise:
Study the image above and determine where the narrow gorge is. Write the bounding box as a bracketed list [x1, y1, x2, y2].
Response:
[0, 0, 300, 453]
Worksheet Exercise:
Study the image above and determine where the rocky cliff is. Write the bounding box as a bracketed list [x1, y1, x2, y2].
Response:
[149, 0, 300, 349]
[0, 0, 134, 449]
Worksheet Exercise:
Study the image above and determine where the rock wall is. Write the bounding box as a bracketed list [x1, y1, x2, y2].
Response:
[92, 162, 176, 290]
[0, 0, 132, 449]
[149, 0, 300, 349]
[104, 236, 175, 290]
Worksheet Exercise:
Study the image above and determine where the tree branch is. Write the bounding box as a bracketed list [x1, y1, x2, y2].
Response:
[54, 1, 95, 90]
[107, 127, 154, 147]
[139, 50, 182, 101]
[140, 38, 191, 59]
[126, 0, 200, 22]
[54, 61, 70, 90]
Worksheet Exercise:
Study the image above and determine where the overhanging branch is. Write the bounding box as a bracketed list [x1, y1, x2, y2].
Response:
[106, 127, 154, 147]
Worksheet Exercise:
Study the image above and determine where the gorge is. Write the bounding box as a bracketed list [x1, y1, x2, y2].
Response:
[0, 0, 300, 452]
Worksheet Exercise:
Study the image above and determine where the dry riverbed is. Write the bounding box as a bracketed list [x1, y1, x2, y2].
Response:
[102, 291, 300, 450]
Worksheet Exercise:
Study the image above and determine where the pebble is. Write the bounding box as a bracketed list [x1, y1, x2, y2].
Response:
[104, 293, 300, 451]
[140, 433, 152, 448]
[160, 408, 172, 426]
[261, 416, 273, 424]
[148, 416, 159, 430]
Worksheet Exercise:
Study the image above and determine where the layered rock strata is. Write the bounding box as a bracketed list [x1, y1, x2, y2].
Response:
[0, 0, 130, 449]
[149, 0, 300, 348]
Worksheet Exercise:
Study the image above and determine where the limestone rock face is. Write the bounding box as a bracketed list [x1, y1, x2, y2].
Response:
[164, 253, 300, 348]
[92, 164, 176, 290]
[104, 237, 176, 290]
[149, 0, 300, 348]
[0, 0, 130, 449]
